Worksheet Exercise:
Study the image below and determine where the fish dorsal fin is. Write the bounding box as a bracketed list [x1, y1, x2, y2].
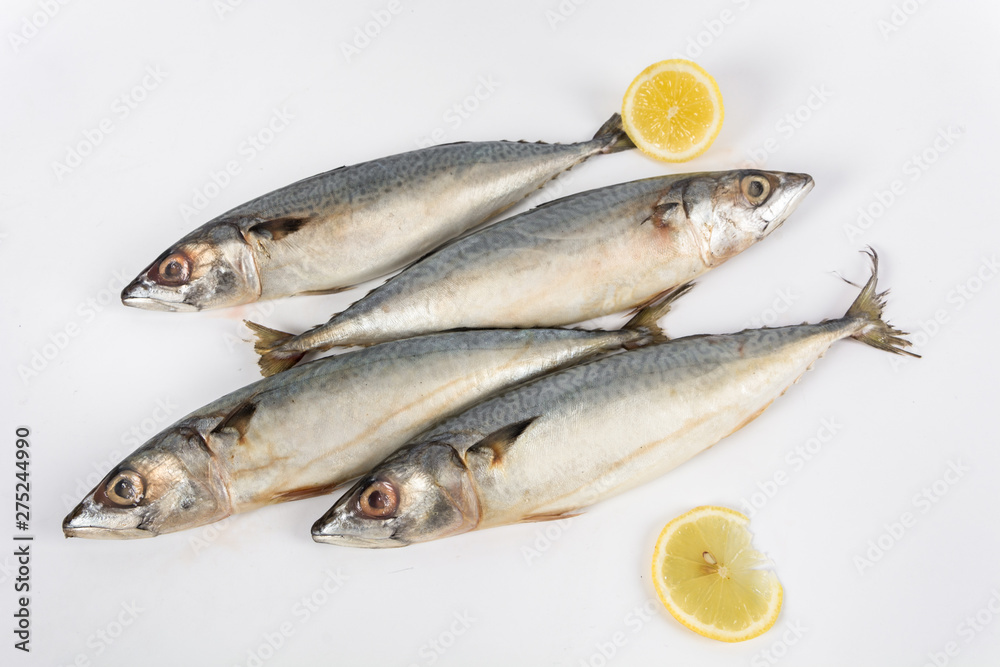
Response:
[211, 399, 258, 439]
[466, 417, 539, 469]
[248, 216, 311, 241]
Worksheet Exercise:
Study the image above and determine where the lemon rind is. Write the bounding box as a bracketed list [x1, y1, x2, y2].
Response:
[622, 59, 725, 163]
[651, 505, 782, 642]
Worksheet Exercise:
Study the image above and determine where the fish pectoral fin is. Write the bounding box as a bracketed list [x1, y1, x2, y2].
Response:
[519, 510, 583, 524]
[271, 479, 349, 503]
[211, 399, 258, 439]
[297, 285, 353, 296]
[642, 197, 685, 229]
[623, 281, 696, 342]
[247, 216, 312, 242]
[465, 417, 539, 469]
[626, 282, 696, 321]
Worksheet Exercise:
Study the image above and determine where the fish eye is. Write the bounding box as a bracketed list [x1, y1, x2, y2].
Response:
[357, 480, 398, 518]
[151, 252, 191, 286]
[100, 470, 146, 507]
[741, 175, 771, 204]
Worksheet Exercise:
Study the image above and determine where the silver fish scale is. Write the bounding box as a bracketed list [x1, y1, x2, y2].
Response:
[225, 139, 604, 221]
[229, 326, 636, 410]
[342, 176, 674, 310]
[419, 321, 852, 450]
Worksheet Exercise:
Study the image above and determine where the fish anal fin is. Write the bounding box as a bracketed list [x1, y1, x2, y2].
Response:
[466, 417, 539, 469]
[248, 216, 311, 242]
[212, 399, 258, 440]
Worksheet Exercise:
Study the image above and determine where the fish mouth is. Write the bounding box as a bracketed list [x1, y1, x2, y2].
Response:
[62, 525, 154, 540]
[62, 503, 154, 540]
[121, 277, 199, 312]
[785, 172, 814, 211]
[762, 172, 814, 233]
[310, 518, 405, 548]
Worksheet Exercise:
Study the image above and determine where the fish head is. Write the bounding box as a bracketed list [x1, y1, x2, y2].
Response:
[63, 425, 231, 539]
[121, 222, 260, 312]
[672, 170, 814, 265]
[311, 442, 480, 548]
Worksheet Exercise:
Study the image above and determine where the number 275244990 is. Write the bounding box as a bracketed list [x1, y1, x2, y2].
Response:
[15, 427, 29, 531]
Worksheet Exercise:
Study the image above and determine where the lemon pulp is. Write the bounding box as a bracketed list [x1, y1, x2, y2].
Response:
[651, 506, 782, 642]
[622, 59, 724, 162]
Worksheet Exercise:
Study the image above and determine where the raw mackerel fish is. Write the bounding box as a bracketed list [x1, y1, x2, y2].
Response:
[312, 252, 914, 548]
[62, 296, 679, 539]
[121, 114, 634, 312]
[250, 169, 813, 375]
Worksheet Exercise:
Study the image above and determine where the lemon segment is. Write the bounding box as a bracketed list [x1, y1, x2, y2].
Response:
[621, 60, 724, 162]
[651, 506, 782, 642]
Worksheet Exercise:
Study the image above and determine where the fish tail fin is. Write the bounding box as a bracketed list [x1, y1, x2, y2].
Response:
[245, 321, 307, 376]
[593, 112, 635, 154]
[245, 320, 293, 352]
[623, 282, 695, 345]
[259, 351, 306, 377]
[843, 249, 920, 357]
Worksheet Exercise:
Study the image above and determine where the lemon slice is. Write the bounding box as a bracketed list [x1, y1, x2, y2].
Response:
[621, 59, 724, 162]
[651, 506, 782, 642]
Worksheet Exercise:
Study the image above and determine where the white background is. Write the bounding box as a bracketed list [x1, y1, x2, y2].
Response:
[2, 1, 999, 665]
